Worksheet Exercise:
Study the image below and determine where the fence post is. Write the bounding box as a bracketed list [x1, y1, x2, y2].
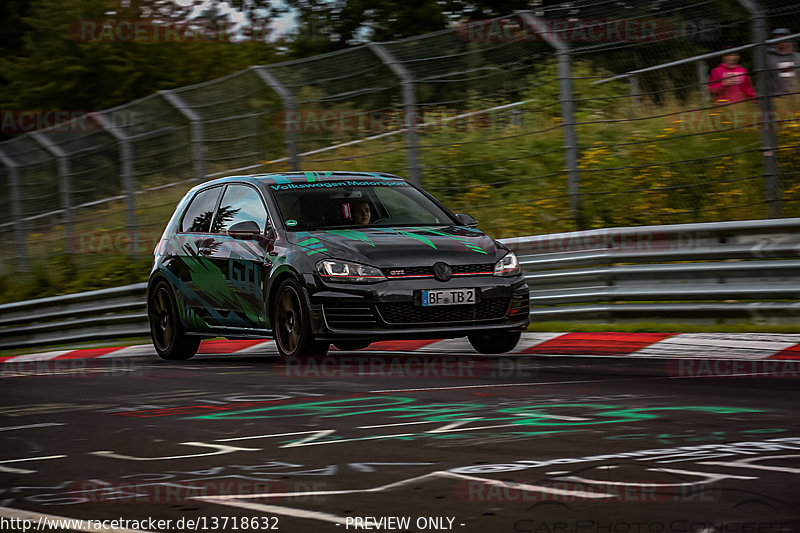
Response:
[92, 114, 138, 256]
[629, 75, 641, 107]
[0, 147, 29, 272]
[697, 60, 710, 106]
[252, 66, 301, 171]
[738, 0, 781, 218]
[160, 90, 207, 182]
[368, 42, 422, 187]
[520, 12, 583, 228]
[30, 132, 74, 255]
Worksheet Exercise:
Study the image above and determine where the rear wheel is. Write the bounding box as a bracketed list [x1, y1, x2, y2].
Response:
[274, 278, 329, 357]
[468, 330, 521, 355]
[334, 340, 372, 351]
[148, 281, 200, 360]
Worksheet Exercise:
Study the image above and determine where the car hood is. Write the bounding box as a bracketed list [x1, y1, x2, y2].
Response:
[287, 226, 505, 267]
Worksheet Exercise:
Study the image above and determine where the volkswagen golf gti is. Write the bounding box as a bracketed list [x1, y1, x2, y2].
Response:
[147, 171, 530, 360]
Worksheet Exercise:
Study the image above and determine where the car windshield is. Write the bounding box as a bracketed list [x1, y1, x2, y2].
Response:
[268, 180, 457, 231]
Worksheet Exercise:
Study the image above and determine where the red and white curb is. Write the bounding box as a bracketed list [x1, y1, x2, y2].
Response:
[2, 332, 800, 364]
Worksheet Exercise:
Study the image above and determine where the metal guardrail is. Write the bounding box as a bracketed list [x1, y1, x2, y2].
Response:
[0, 283, 148, 349]
[1, 218, 799, 349]
[503, 218, 800, 323]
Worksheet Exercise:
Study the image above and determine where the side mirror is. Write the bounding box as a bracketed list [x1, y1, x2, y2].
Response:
[227, 220, 262, 240]
[455, 213, 478, 228]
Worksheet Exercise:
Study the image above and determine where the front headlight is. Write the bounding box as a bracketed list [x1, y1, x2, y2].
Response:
[493, 252, 520, 276]
[316, 259, 386, 283]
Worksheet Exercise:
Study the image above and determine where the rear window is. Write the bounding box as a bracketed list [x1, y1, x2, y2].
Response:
[180, 187, 221, 233]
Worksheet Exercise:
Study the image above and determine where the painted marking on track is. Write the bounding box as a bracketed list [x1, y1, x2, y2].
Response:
[90, 442, 261, 461]
[0, 506, 153, 532]
[0, 423, 65, 432]
[217, 430, 335, 442]
[348, 462, 435, 472]
[517, 413, 589, 422]
[0, 455, 67, 474]
[195, 499, 349, 525]
[700, 454, 800, 474]
[367, 370, 799, 393]
[357, 420, 441, 429]
[368, 378, 634, 393]
[196, 471, 611, 525]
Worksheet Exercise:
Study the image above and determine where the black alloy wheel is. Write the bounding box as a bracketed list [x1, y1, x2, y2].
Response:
[274, 278, 329, 357]
[148, 281, 200, 360]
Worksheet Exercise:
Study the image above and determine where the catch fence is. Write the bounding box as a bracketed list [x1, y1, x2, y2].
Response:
[1, 0, 799, 302]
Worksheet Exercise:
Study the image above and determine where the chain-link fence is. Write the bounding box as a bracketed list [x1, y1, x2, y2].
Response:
[1, 0, 799, 302]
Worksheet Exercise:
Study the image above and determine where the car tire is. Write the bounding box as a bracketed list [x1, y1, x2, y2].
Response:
[148, 281, 200, 360]
[334, 341, 372, 351]
[274, 278, 329, 357]
[468, 330, 522, 355]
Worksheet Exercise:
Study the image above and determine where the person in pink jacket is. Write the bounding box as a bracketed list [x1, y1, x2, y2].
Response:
[708, 49, 756, 104]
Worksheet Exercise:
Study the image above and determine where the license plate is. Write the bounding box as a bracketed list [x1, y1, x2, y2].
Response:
[421, 288, 476, 306]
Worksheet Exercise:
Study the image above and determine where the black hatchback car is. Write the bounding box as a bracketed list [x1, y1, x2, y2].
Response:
[147, 172, 529, 360]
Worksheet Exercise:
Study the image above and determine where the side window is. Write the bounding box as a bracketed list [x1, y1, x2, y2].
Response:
[215, 184, 268, 233]
[180, 187, 222, 233]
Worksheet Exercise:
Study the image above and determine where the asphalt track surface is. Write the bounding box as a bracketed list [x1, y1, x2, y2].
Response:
[2, 349, 800, 533]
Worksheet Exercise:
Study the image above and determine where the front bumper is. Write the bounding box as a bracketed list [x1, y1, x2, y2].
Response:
[303, 273, 530, 341]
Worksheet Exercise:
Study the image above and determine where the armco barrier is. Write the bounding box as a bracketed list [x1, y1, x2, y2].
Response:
[0, 283, 148, 349]
[1, 219, 799, 349]
[504, 218, 800, 323]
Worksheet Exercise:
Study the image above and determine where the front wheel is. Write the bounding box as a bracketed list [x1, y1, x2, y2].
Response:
[273, 278, 329, 357]
[468, 330, 522, 355]
[148, 281, 200, 360]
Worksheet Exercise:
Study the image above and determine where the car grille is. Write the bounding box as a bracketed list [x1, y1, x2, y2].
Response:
[383, 263, 494, 278]
[323, 304, 378, 329]
[378, 298, 510, 325]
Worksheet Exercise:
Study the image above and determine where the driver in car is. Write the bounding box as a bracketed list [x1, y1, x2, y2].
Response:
[351, 199, 371, 225]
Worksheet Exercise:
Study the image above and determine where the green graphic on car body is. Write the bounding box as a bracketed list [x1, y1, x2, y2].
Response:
[396, 230, 436, 249]
[305, 171, 332, 183]
[294, 232, 329, 256]
[171, 240, 265, 327]
[325, 229, 376, 247]
[420, 227, 489, 254]
[371, 227, 488, 255]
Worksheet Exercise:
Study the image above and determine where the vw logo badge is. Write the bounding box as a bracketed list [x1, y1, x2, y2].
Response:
[433, 262, 452, 282]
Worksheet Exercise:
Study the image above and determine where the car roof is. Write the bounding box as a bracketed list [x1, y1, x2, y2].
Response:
[192, 171, 406, 188]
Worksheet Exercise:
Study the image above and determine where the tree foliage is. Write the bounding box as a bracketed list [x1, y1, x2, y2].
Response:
[0, 0, 281, 124]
